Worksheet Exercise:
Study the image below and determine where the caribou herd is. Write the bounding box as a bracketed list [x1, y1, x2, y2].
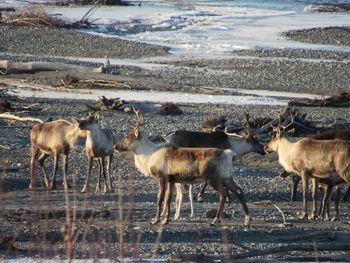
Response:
[29, 107, 350, 225]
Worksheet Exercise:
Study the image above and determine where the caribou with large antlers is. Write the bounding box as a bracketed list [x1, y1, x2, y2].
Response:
[115, 108, 250, 225]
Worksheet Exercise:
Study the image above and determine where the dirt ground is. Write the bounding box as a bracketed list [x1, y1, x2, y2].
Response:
[1, 91, 350, 262]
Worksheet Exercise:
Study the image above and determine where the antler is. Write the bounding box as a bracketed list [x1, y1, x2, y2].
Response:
[271, 108, 296, 135]
[279, 107, 297, 131]
[244, 112, 253, 137]
[130, 106, 144, 130]
[280, 112, 294, 131]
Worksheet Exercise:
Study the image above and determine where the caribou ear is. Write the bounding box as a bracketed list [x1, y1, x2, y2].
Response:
[134, 128, 140, 138]
[71, 118, 78, 124]
[276, 127, 281, 136]
[93, 113, 100, 120]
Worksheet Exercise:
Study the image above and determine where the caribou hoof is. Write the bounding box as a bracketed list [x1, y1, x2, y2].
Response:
[44, 179, 51, 187]
[81, 186, 88, 193]
[244, 216, 251, 226]
[103, 187, 114, 194]
[49, 183, 57, 190]
[299, 212, 308, 220]
[160, 217, 170, 225]
[173, 214, 181, 221]
[210, 218, 220, 226]
[318, 215, 330, 221]
[29, 183, 36, 190]
[150, 217, 159, 225]
[331, 216, 339, 222]
[308, 214, 317, 220]
[63, 183, 71, 190]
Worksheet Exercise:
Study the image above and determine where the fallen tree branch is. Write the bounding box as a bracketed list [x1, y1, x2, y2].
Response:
[272, 204, 292, 227]
[289, 92, 350, 108]
[0, 145, 10, 150]
[0, 113, 43, 123]
[231, 243, 350, 260]
[277, 231, 336, 242]
[0, 60, 105, 74]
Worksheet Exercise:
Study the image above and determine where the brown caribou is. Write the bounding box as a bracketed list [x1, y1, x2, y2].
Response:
[29, 119, 86, 189]
[115, 108, 250, 225]
[264, 126, 350, 220]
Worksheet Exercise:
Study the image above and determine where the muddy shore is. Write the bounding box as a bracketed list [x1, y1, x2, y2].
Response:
[1, 24, 350, 261]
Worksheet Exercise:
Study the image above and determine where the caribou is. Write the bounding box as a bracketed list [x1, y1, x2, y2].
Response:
[29, 119, 86, 190]
[165, 128, 264, 219]
[77, 114, 118, 194]
[280, 129, 350, 220]
[264, 125, 350, 220]
[282, 129, 350, 203]
[115, 108, 250, 225]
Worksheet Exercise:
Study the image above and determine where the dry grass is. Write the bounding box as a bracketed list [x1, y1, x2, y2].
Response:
[1, 5, 66, 27]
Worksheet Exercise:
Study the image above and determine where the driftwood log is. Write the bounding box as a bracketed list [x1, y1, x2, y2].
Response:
[209, 106, 350, 139]
[0, 113, 44, 123]
[231, 243, 350, 260]
[289, 92, 350, 108]
[0, 60, 105, 74]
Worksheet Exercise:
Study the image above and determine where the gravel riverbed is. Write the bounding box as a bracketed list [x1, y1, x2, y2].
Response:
[1, 24, 350, 261]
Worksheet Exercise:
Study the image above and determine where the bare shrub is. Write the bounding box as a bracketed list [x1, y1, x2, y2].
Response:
[2, 5, 66, 27]
[155, 102, 183, 115]
[63, 0, 129, 5]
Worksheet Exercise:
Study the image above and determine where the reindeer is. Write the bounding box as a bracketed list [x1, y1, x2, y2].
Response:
[264, 124, 350, 220]
[281, 129, 350, 202]
[278, 129, 350, 220]
[115, 108, 250, 225]
[77, 114, 117, 193]
[166, 128, 264, 219]
[29, 119, 86, 190]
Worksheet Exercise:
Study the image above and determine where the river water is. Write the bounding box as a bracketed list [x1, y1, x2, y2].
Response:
[2, 0, 350, 57]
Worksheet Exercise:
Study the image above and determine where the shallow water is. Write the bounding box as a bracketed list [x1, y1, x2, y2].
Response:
[2, 0, 350, 57]
[49, 0, 350, 56]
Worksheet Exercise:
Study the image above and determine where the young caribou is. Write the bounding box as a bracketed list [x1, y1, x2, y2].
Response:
[115, 108, 250, 225]
[29, 119, 86, 190]
[77, 114, 117, 193]
[166, 129, 264, 219]
[264, 125, 350, 220]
